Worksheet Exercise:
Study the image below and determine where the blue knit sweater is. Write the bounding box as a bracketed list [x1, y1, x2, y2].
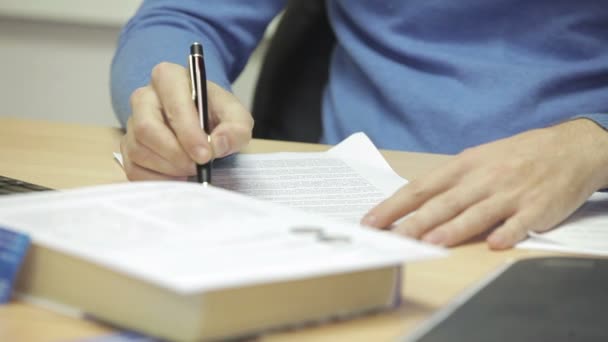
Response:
[111, 0, 608, 153]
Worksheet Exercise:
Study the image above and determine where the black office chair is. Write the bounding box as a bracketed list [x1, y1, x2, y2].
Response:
[251, 0, 335, 143]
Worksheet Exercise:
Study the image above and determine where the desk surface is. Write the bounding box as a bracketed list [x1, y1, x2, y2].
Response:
[0, 118, 554, 342]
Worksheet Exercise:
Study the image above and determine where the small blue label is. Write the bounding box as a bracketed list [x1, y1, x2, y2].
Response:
[0, 226, 30, 304]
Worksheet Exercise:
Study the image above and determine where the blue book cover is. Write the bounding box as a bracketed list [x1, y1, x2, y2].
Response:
[0, 226, 30, 304]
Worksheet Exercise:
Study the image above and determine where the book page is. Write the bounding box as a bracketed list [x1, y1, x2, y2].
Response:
[517, 192, 608, 256]
[0, 182, 444, 294]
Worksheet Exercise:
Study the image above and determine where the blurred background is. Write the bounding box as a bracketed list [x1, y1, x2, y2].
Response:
[0, 0, 274, 127]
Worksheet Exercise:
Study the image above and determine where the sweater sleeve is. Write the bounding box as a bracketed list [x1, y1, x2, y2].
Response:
[110, 0, 286, 127]
[574, 113, 608, 132]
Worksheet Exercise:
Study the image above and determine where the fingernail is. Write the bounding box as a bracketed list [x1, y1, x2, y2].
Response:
[214, 135, 229, 157]
[361, 214, 377, 227]
[422, 231, 445, 245]
[194, 146, 210, 164]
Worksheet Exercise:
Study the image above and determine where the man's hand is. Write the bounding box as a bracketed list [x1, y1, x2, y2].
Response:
[362, 119, 608, 249]
[120, 62, 253, 181]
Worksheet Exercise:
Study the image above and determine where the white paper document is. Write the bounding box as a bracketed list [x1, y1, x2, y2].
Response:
[115, 133, 407, 223]
[212, 133, 407, 222]
[517, 192, 608, 256]
[0, 182, 444, 294]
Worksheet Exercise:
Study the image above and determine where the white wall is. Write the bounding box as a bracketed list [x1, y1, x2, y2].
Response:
[0, 1, 271, 128]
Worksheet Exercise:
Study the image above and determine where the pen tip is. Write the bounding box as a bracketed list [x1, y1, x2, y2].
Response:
[202, 181, 209, 188]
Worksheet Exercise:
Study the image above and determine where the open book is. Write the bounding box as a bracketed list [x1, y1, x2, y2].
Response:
[1, 133, 444, 341]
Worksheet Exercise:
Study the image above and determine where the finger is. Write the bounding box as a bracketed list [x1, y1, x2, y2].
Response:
[207, 82, 254, 157]
[362, 165, 461, 228]
[419, 194, 515, 246]
[124, 124, 194, 177]
[488, 217, 564, 250]
[150, 62, 211, 164]
[125, 159, 185, 181]
[392, 185, 490, 239]
[210, 121, 253, 158]
[486, 192, 568, 249]
[120, 136, 185, 181]
[129, 86, 195, 173]
[485, 214, 531, 250]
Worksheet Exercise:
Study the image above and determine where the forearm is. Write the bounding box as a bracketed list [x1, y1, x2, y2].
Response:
[111, 0, 286, 127]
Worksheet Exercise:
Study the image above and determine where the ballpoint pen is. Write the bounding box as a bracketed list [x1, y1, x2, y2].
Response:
[188, 42, 212, 185]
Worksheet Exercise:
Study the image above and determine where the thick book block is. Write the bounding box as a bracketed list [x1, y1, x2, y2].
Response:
[17, 244, 401, 341]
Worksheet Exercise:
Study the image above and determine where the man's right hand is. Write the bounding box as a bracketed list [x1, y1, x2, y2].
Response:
[120, 62, 254, 181]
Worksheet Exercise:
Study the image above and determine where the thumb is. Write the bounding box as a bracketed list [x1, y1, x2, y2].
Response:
[207, 81, 254, 158]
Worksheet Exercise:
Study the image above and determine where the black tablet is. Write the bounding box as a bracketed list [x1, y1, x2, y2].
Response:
[405, 257, 608, 342]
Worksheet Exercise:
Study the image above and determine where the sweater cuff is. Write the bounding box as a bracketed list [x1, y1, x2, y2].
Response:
[571, 113, 608, 132]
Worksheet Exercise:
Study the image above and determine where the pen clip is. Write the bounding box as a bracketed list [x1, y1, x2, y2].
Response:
[188, 55, 196, 101]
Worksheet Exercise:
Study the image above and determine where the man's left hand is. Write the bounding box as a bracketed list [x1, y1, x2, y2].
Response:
[362, 119, 608, 249]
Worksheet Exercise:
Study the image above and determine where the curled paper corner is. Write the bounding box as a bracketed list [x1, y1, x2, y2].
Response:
[113, 152, 124, 168]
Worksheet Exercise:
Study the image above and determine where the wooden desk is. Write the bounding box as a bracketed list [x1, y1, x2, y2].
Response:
[0, 118, 554, 341]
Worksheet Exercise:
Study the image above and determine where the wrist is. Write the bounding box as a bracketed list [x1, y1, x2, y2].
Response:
[554, 118, 608, 190]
